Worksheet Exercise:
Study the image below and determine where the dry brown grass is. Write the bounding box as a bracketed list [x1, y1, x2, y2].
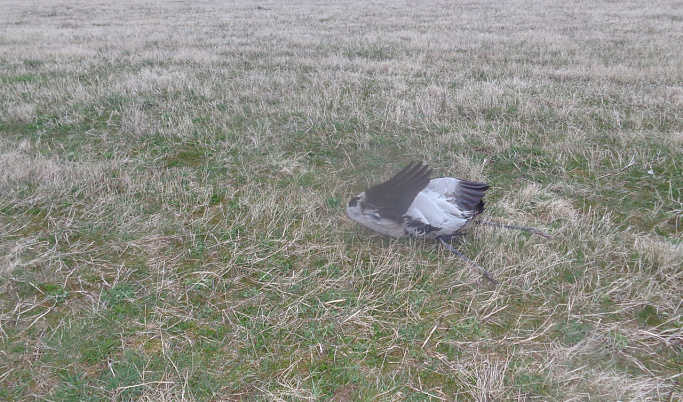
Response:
[1, 0, 682, 400]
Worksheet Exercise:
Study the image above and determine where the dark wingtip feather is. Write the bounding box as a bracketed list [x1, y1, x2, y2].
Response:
[363, 161, 432, 222]
[456, 179, 489, 214]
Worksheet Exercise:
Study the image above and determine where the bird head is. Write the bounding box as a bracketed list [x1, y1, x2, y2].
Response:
[345, 192, 366, 223]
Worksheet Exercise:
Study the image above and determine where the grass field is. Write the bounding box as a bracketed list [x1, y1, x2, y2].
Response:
[1, 0, 682, 400]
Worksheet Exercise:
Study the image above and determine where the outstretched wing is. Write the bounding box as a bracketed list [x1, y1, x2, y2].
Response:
[363, 162, 432, 223]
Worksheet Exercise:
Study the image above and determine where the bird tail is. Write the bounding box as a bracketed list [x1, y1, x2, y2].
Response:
[456, 180, 489, 215]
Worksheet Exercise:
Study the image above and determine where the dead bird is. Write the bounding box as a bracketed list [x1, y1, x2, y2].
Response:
[346, 161, 553, 284]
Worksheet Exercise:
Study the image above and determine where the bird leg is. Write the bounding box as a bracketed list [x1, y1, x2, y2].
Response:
[438, 237, 499, 285]
[475, 220, 555, 239]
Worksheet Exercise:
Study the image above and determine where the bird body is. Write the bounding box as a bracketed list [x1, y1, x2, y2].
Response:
[346, 161, 553, 285]
[346, 162, 489, 239]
